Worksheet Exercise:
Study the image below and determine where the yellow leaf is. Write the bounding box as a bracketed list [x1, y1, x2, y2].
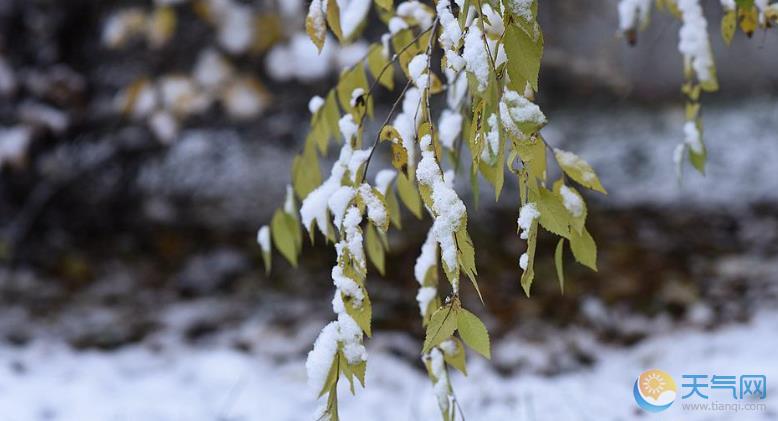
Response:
[721, 10, 736, 45]
[148, 6, 176, 48]
[305, 1, 327, 52]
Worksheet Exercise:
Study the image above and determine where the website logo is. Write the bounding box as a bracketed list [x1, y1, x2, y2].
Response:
[634, 369, 678, 412]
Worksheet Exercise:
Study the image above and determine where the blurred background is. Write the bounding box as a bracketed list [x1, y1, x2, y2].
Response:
[0, 0, 776, 420]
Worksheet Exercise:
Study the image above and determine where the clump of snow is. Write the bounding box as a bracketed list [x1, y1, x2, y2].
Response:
[408, 53, 429, 90]
[337, 313, 367, 364]
[519, 252, 529, 270]
[308, 95, 325, 114]
[438, 339, 458, 357]
[499, 88, 546, 138]
[374, 169, 396, 194]
[436, 0, 462, 49]
[720, 0, 736, 10]
[301, 141, 353, 236]
[359, 184, 388, 230]
[482, 3, 505, 36]
[560, 185, 584, 217]
[463, 25, 490, 92]
[350, 89, 365, 109]
[426, 348, 452, 413]
[338, 0, 371, 39]
[339, 114, 359, 143]
[348, 149, 370, 182]
[683, 121, 703, 154]
[517, 202, 539, 240]
[438, 110, 462, 150]
[328, 186, 357, 229]
[416, 287, 437, 318]
[618, 0, 652, 31]
[677, 0, 714, 84]
[388, 17, 409, 34]
[396, 1, 434, 30]
[332, 266, 364, 308]
[554, 148, 597, 183]
[338, 206, 366, 266]
[416, 135, 467, 289]
[257, 225, 271, 252]
[305, 321, 339, 393]
[414, 230, 438, 286]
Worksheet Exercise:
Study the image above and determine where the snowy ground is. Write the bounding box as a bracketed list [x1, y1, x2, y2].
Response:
[0, 309, 775, 421]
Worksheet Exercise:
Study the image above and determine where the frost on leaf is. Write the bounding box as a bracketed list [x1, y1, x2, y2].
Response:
[306, 0, 327, 52]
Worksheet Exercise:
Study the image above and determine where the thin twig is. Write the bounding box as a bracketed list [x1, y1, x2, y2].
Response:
[423, 18, 441, 136]
[358, 77, 415, 184]
[357, 25, 435, 130]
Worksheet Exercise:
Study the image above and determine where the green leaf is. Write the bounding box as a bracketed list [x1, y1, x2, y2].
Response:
[365, 223, 385, 275]
[423, 303, 459, 353]
[337, 65, 371, 119]
[554, 148, 607, 194]
[385, 183, 402, 229]
[326, 0, 343, 42]
[569, 226, 597, 271]
[292, 142, 322, 199]
[554, 238, 565, 294]
[503, 20, 544, 93]
[455, 224, 482, 303]
[367, 44, 394, 90]
[536, 187, 571, 238]
[374, 0, 393, 10]
[456, 309, 491, 359]
[514, 137, 546, 182]
[307, 113, 330, 155]
[271, 209, 299, 266]
[396, 172, 422, 219]
[324, 91, 341, 143]
[343, 289, 372, 336]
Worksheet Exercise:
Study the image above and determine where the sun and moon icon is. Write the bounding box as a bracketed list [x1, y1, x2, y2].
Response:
[633, 369, 678, 412]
